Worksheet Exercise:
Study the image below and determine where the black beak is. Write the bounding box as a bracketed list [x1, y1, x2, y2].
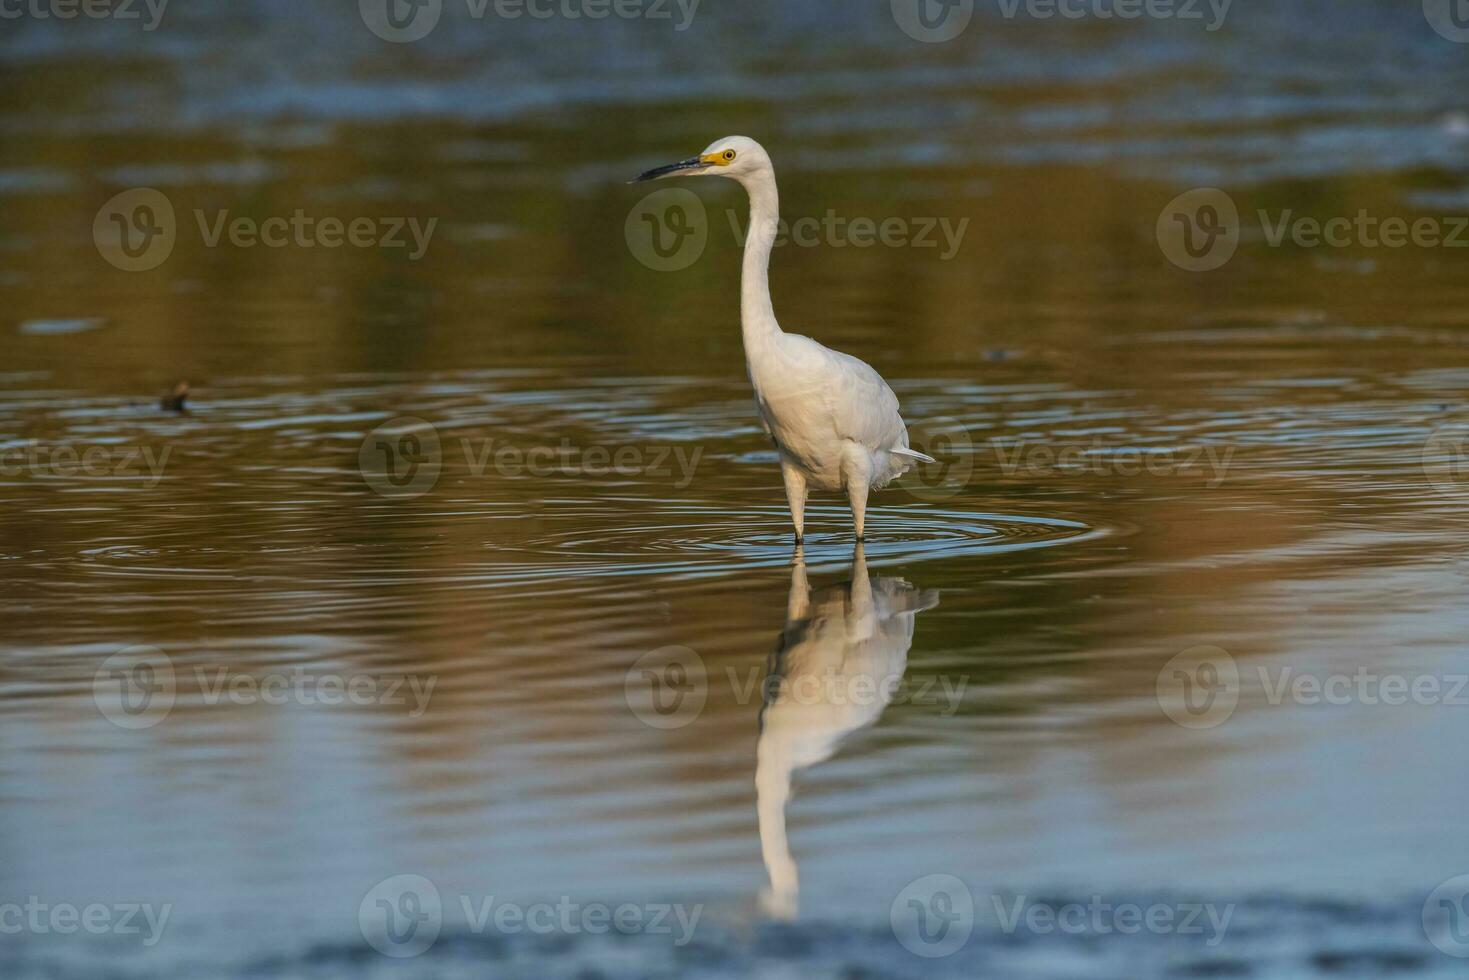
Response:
[629, 157, 706, 183]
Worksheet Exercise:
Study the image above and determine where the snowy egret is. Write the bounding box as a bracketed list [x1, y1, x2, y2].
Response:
[633, 137, 935, 541]
[755, 545, 939, 917]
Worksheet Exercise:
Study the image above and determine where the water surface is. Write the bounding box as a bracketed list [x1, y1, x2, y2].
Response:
[3, 2, 1469, 976]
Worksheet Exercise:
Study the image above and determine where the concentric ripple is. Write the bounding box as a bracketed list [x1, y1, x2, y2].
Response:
[487, 501, 1106, 583]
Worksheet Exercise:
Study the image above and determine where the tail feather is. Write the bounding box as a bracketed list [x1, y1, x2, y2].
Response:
[889, 446, 936, 465]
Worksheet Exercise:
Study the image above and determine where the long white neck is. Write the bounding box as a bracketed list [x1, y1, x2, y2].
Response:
[739, 171, 783, 354]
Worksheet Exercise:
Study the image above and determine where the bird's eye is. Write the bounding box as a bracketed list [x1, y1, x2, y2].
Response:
[722, 150, 736, 162]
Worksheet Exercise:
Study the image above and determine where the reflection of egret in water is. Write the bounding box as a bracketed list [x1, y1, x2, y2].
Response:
[756, 544, 939, 918]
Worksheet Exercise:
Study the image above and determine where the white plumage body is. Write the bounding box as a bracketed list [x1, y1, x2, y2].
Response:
[748, 332, 917, 493]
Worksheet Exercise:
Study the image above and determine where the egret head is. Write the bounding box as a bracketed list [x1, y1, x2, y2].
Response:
[631, 136, 772, 185]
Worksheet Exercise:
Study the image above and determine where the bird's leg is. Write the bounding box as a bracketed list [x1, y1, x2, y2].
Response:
[848, 480, 868, 540]
[842, 452, 873, 540]
[780, 458, 808, 543]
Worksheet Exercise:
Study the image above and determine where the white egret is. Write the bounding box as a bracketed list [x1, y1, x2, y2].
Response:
[633, 137, 935, 541]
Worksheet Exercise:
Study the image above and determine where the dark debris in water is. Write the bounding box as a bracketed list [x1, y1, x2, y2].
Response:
[160, 381, 190, 413]
[1310, 950, 1434, 975]
[1173, 959, 1254, 977]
